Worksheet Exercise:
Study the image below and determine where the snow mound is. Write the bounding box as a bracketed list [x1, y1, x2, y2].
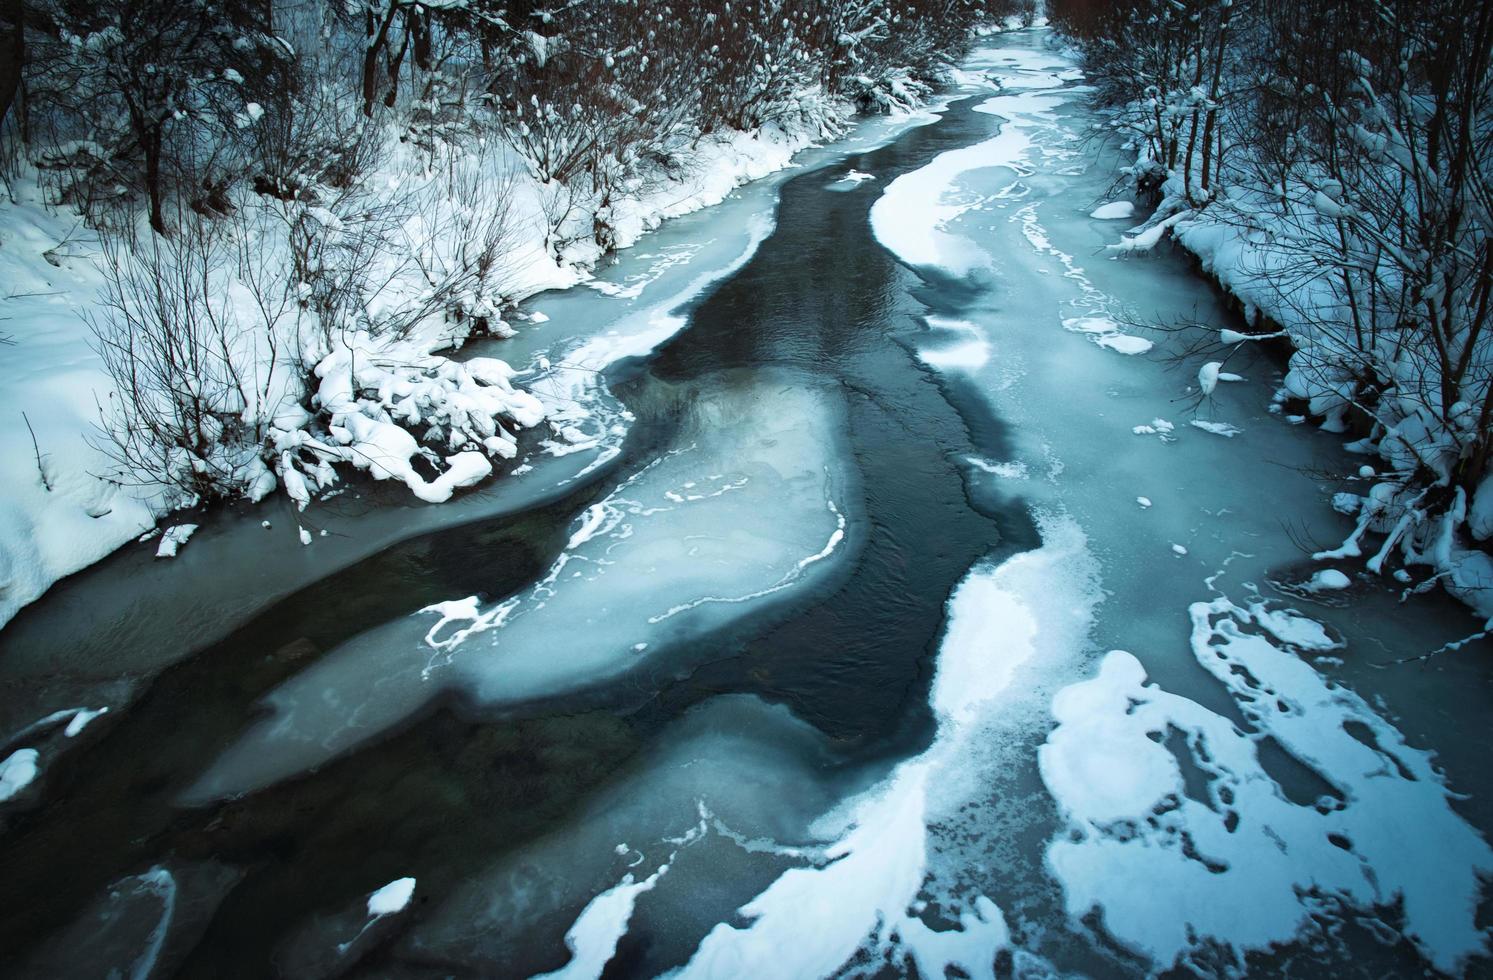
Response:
[1089, 201, 1135, 220]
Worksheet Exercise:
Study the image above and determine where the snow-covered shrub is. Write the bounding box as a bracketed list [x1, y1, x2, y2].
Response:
[272, 331, 544, 507]
[91, 136, 538, 509]
[88, 217, 288, 503]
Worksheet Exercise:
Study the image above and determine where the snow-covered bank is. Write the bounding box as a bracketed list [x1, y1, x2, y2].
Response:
[0, 190, 162, 630]
[1060, 0, 1493, 628]
[0, 84, 947, 633]
[1167, 199, 1493, 626]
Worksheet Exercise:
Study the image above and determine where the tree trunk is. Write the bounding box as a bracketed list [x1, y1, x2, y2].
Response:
[0, 0, 22, 131]
[145, 127, 165, 235]
[1199, 0, 1235, 195]
[362, 4, 402, 117]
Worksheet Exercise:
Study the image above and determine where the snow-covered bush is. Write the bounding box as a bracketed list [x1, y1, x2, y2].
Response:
[90, 134, 538, 509]
[89, 217, 288, 503]
[20, 0, 289, 234]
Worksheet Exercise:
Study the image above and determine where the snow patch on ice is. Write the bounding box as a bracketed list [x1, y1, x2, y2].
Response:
[1061, 316, 1152, 355]
[536, 864, 670, 980]
[0, 748, 40, 801]
[918, 317, 991, 371]
[1190, 419, 1242, 438]
[367, 878, 415, 917]
[1041, 596, 1493, 973]
[967, 456, 1029, 480]
[1089, 201, 1136, 220]
[674, 514, 1100, 978]
[870, 75, 1069, 274]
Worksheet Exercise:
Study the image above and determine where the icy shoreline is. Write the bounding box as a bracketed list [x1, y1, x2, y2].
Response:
[0, 79, 966, 633]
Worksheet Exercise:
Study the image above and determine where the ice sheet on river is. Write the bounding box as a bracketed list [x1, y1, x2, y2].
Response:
[668, 514, 1099, 979]
[869, 49, 1072, 275]
[184, 370, 856, 803]
[1041, 596, 1493, 973]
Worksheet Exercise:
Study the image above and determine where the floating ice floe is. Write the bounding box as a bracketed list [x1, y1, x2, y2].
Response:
[0, 748, 39, 801]
[1132, 417, 1176, 438]
[827, 169, 876, 191]
[367, 878, 415, 917]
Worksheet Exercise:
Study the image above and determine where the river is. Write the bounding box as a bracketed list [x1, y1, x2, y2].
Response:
[0, 26, 1489, 980]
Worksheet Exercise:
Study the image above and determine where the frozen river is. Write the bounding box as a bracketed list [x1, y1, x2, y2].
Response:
[1, 27, 1490, 980]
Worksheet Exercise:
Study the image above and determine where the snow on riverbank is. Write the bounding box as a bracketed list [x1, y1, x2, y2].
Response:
[869, 28, 1493, 975]
[0, 92, 924, 632]
[1093, 88, 1493, 627]
[0, 191, 161, 630]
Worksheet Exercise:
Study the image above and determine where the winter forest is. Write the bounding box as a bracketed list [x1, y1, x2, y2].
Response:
[0, 0, 1490, 976]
